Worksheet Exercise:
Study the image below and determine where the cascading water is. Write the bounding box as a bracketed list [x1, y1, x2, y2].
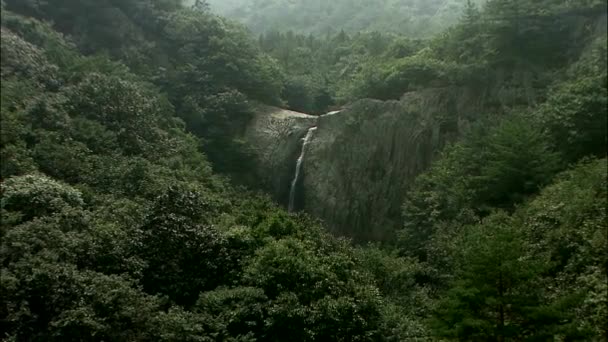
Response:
[288, 126, 318, 212]
[287, 110, 342, 212]
[321, 110, 341, 117]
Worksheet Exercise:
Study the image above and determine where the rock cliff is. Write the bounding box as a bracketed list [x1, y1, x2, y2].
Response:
[304, 87, 487, 241]
[245, 87, 487, 241]
[244, 104, 317, 205]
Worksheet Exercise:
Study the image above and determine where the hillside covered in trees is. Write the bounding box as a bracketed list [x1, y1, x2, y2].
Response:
[207, 0, 486, 37]
[1, 0, 607, 341]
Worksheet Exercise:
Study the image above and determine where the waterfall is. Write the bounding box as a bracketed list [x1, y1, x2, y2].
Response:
[287, 110, 342, 212]
[320, 110, 341, 117]
[288, 126, 318, 212]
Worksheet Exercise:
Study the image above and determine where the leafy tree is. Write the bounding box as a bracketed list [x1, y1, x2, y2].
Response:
[518, 158, 608, 338]
[65, 73, 171, 157]
[355, 246, 434, 340]
[281, 75, 318, 113]
[1, 261, 165, 341]
[138, 185, 234, 306]
[196, 287, 267, 340]
[535, 36, 607, 163]
[401, 115, 561, 260]
[243, 237, 383, 341]
[471, 116, 561, 209]
[431, 212, 566, 341]
[0, 174, 84, 222]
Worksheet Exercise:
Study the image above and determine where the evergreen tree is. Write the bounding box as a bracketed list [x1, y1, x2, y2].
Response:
[431, 213, 567, 341]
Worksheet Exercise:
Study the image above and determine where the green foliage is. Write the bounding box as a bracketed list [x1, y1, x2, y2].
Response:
[346, 53, 464, 100]
[518, 159, 608, 338]
[259, 29, 405, 110]
[1, 0, 607, 340]
[535, 35, 608, 163]
[355, 246, 434, 340]
[196, 287, 267, 339]
[1, 261, 163, 341]
[138, 186, 235, 306]
[472, 116, 562, 207]
[430, 212, 565, 340]
[209, 0, 485, 38]
[401, 115, 561, 259]
[1, 174, 84, 222]
[537, 76, 607, 161]
[65, 73, 171, 156]
[0, 27, 57, 83]
[161, 9, 283, 104]
[281, 75, 329, 113]
[243, 237, 383, 341]
[0, 9, 392, 338]
[403, 158, 608, 340]
[3, 0, 283, 172]
[339, 0, 606, 101]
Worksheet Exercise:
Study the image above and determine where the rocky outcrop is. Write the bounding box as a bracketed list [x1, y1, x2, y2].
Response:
[244, 104, 317, 204]
[245, 88, 486, 241]
[241, 13, 606, 241]
[303, 87, 486, 241]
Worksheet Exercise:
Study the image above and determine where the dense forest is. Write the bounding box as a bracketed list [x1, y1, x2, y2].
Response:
[206, 0, 486, 37]
[1, 0, 606, 341]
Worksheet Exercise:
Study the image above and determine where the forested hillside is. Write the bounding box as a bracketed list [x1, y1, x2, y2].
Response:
[1, 0, 607, 341]
[207, 0, 486, 37]
[0, 1, 397, 340]
[274, 0, 608, 240]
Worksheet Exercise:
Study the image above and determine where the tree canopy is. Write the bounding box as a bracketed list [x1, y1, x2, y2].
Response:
[1, 0, 606, 340]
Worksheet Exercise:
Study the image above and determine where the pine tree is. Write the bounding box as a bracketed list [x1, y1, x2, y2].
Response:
[431, 212, 566, 341]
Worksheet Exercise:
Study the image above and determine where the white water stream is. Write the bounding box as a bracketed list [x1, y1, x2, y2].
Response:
[320, 110, 341, 117]
[288, 126, 318, 212]
[287, 110, 342, 212]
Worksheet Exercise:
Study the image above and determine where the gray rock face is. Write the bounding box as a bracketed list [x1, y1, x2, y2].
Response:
[244, 88, 486, 241]
[304, 87, 485, 241]
[244, 104, 317, 205]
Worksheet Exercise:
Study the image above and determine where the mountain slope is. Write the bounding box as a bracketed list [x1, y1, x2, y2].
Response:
[1, 0, 606, 340]
[208, 0, 486, 37]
